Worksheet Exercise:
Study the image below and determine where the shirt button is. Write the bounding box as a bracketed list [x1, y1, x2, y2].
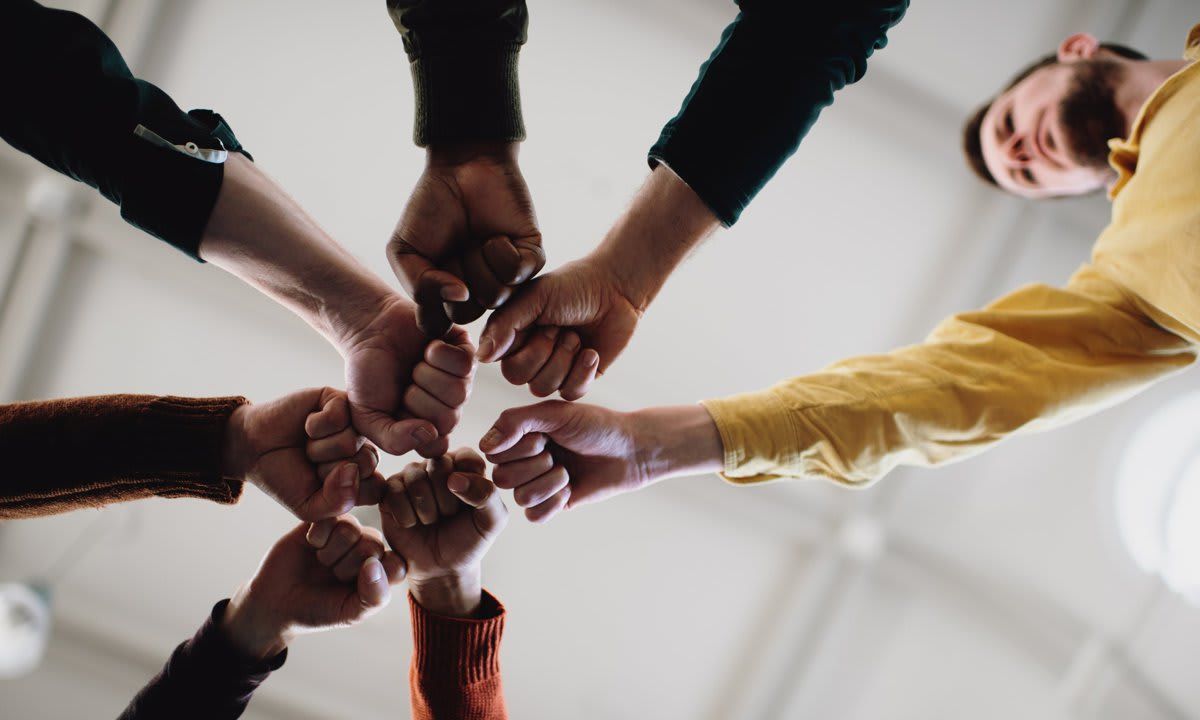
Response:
[185, 142, 199, 154]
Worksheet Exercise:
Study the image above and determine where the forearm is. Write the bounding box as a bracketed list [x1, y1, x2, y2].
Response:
[630, 404, 725, 483]
[0, 395, 246, 519]
[591, 166, 720, 312]
[703, 266, 1195, 485]
[199, 154, 396, 349]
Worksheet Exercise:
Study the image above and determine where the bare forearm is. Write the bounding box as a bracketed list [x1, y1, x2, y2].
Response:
[200, 154, 396, 348]
[631, 404, 724, 482]
[591, 166, 720, 311]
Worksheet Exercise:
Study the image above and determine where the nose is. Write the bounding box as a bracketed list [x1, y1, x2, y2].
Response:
[1004, 134, 1033, 166]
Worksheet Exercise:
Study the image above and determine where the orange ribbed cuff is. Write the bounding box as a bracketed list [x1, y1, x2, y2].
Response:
[409, 590, 505, 685]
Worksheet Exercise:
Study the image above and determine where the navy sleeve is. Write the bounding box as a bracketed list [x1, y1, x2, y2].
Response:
[649, 0, 909, 225]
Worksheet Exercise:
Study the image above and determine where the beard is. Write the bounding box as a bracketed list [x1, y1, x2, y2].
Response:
[1058, 60, 1128, 170]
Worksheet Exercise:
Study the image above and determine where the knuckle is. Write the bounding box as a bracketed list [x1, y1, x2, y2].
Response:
[501, 358, 535, 385]
[494, 408, 519, 432]
[402, 384, 422, 405]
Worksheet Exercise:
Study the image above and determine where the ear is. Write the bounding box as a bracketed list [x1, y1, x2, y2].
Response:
[1058, 33, 1101, 62]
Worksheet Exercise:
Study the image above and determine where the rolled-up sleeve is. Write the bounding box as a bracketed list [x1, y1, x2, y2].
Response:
[703, 265, 1196, 485]
[650, 0, 908, 225]
[0, 0, 250, 259]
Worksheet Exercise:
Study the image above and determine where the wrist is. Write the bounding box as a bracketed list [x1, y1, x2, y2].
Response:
[220, 403, 252, 482]
[408, 568, 483, 619]
[427, 141, 519, 169]
[629, 404, 724, 483]
[326, 286, 410, 355]
[200, 154, 396, 349]
[221, 588, 291, 662]
[591, 166, 720, 312]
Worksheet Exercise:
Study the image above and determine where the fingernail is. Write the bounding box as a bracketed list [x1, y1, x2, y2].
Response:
[307, 522, 332, 548]
[338, 464, 356, 489]
[562, 333, 580, 351]
[412, 427, 435, 444]
[447, 473, 468, 493]
[441, 285, 465, 301]
[584, 350, 599, 367]
[364, 556, 383, 583]
[541, 326, 557, 339]
[477, 337, 494, 360]
[480, 428, 501, 451]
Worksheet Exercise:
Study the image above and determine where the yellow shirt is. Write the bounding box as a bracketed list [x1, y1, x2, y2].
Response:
[702, 27, 1200, 486]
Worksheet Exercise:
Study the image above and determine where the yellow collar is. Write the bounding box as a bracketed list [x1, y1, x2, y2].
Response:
[1106, 23, 1200, 197]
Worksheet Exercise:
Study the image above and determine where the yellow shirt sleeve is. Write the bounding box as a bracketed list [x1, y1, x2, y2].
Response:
[701, 265, 1196, 486]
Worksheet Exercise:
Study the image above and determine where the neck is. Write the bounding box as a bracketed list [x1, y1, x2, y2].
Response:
[1117, 59, 1189, 132]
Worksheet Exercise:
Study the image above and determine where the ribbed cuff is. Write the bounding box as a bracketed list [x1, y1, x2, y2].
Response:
[409, 590, 505, 685]
[700, 390, 798, 484]
[138, 396, 249, 504]
[409, 46, 525, 147]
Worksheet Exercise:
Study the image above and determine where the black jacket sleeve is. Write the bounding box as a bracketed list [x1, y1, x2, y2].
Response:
[649, 0, 909, 226]
[386, 0, 528, 146]
[0, 0, 249, 259]
[119, 601, 285, 720]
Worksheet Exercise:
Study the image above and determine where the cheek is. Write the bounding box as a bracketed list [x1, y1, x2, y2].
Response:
[1035, 165, 1109, 198]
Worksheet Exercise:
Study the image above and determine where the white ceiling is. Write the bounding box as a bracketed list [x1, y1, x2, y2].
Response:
[2, 1, 1199, 718]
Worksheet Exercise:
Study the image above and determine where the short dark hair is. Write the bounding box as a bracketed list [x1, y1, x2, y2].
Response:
[962, 42, 1149, 187]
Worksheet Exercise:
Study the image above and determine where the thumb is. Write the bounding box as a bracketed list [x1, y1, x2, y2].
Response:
[354, 408, 438, 457]
[477, 283, 546, 363]
[389, 240, 469, 302]
[355, 555, 393, 610]
[447, 472, 508, 538]
[303, 390, 350, 440]
[482, 234, 546, 286]
[298, 463, 358, 520]
[389, 242, 469, 338]
[479, 401, 573, 455]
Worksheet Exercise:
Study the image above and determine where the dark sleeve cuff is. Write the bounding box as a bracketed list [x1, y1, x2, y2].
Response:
[192, 600, 289, 678]
[409, 589, 505, 685]
[119, 600, 284, 720]
[135, 395, 250, 503]
[409, 47, 525, 147]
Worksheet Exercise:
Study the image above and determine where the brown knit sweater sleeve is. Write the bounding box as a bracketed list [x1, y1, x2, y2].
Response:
[0, 394, 248, 519]
[409, 590, 508, 720]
